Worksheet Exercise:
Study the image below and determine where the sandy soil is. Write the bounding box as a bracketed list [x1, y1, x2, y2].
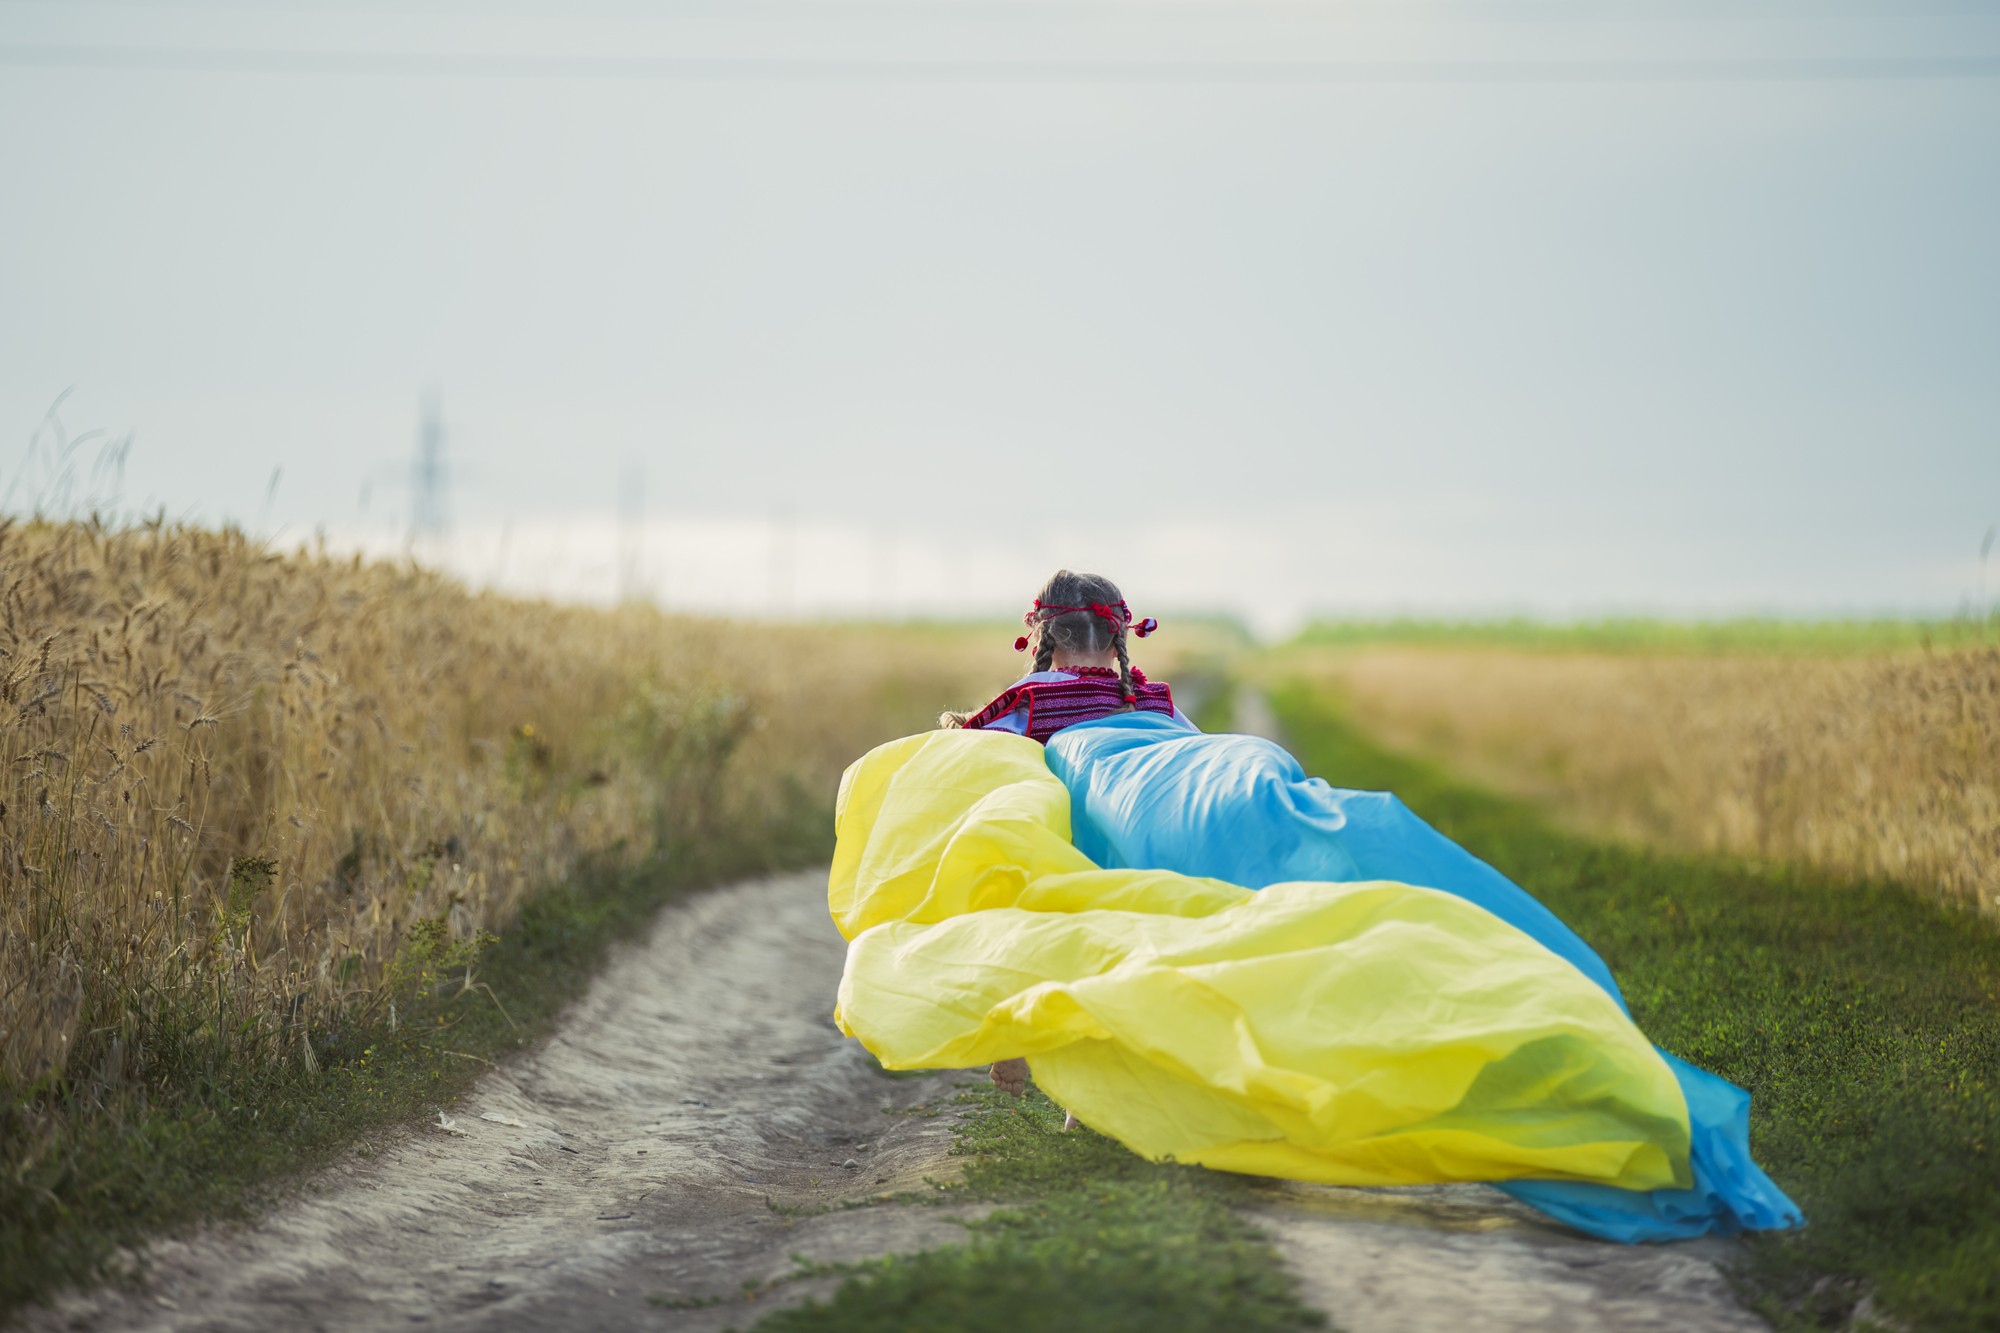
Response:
[1248, 1184, 1765, 1333]
[33, 869, 1769, 1333]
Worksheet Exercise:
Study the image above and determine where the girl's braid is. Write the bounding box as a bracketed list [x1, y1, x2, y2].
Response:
[1032, 616, 1058, 673]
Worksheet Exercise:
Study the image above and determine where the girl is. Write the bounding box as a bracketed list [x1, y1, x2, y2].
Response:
[939, 569, 1193, 742]
[836, 569, 1799, 1245]
[942, 569, 1188, 1107]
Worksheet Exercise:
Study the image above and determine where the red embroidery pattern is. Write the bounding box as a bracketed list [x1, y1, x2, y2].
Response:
[963, 667, 1174, 744]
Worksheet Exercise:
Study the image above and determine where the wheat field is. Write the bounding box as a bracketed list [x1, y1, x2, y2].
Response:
[0, 518, 1019, 1095]
[1285, 646, 2000, 913]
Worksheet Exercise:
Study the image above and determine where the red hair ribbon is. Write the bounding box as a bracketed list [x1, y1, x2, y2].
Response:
[1014, 598, 1159, 648]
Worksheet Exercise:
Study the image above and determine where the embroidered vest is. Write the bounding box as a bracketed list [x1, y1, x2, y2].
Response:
[963, 667, 1174, 744]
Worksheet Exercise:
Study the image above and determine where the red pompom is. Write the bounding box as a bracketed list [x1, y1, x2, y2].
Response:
[1014, 636, 1030, 651]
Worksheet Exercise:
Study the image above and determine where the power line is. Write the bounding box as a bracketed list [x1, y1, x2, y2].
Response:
[2, 43, 1998, 82]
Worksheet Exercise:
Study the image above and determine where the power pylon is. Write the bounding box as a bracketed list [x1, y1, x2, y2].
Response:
[410, 384, 449, 546]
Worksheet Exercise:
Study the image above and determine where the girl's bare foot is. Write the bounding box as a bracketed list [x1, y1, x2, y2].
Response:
[1062, 1112, 1079, 1132]
[989, 1057, 1028, 1097]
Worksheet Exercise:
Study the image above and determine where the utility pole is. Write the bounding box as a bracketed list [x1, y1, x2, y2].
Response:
[410, 384, 448, 551]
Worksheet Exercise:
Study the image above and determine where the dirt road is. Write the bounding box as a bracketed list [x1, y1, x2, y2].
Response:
[36, 871, 1768, 1333]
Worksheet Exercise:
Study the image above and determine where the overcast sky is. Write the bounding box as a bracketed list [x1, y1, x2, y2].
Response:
[3, 1, 1997, 632]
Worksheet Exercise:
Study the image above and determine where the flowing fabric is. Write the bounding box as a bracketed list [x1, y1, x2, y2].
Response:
[1045, 711, 1804, 1242]
[832, 729, 1696, 1200]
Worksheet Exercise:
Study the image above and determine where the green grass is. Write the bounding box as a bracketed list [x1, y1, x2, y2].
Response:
[753, 1086, 1325, 1333]
[1288, 615, 1998, 657]
[1269, 681, 2000, 1332]
[0, 818, 831, 1319]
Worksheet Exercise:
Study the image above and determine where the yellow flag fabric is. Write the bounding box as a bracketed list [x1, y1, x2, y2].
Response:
[831, 729, 1692, 1191]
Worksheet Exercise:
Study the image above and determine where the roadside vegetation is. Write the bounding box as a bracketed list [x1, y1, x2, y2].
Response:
[0, 517, 1010, 1315]
[1271, 682, 1999, 1333]
[1274, 635, 2000, 913]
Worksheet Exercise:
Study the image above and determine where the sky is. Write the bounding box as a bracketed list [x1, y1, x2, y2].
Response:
[2, 0, 1997, 635]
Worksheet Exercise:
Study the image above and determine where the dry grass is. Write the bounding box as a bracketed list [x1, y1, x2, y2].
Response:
[0, 517, 1015, 1096]
[1281, 646, 2000, 913]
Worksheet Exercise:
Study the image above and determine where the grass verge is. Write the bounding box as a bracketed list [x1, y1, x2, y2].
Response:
[1269, 680, 2000, 1332]
[752, 1085, 1325, 1333]
[0, 823, 826, 1319]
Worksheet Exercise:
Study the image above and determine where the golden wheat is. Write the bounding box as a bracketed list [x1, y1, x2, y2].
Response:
[1284, 646, 2000, 912]
[0, 519, 1016, 1090]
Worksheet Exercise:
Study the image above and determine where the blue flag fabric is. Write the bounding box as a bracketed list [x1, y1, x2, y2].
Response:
[1044, 711, 1804, 1244]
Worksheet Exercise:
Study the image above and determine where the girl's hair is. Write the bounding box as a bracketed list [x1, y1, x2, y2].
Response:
[939, 570, 1138, 729]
